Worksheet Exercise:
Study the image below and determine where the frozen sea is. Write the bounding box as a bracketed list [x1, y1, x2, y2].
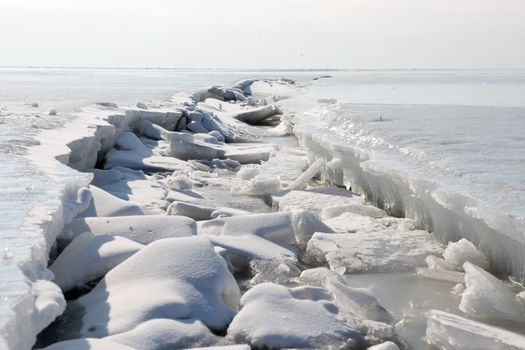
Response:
[1, 68, 525, 342]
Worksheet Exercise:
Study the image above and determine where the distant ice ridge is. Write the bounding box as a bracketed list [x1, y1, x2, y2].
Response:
[293, 104, 525, 281]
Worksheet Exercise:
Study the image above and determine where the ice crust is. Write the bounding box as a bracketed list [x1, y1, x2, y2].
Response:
[294, 112, 525, 280]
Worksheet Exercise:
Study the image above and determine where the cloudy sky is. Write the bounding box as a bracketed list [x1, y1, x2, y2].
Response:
[1, 0, 524, 69]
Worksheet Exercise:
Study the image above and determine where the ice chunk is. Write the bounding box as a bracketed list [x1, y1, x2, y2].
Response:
[162, 131, 225, 161]
[77, 185, 144, 218]
[39, 237, 240, 344]
[104, 147, 188, 172]
[426, 310, 525, 350]
[304, 230, 443, 273]
[443, 238, 490, 270]
[60, 215, 196, 246]
[106, 319, 219, 350]
[272, 187, 358, 215]
[115, 132, 152, 157]
[287, 158, 325, 191]
[227, 283, 361, 349]
[459, 262, 525, 322]
[50, 233, 143, 292]
[167, 201, 214, 221]
[31, 280, 66, 336]
[367, 341, 400, 350]
[231, 174, 282, 195]
[200, 213, 298, 269]
[298, 267, 346, 287]
[326, 280, 394, 324]
[41, 338, 135, 350]
[210, 207, 251, 218]
[249, 259, 301, 286]
[416, 255, 465, 283]
[290, 209, 334, 246]
[323, 211, 387, 234]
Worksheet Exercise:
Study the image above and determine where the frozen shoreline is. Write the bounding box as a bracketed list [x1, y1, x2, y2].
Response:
[2, 78, 525, 349]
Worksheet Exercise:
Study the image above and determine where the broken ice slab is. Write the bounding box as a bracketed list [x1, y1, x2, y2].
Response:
[304, 230, 443, 273]
[426, 310, 525, 350]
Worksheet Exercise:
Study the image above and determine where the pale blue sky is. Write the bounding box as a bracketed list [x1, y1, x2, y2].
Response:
[1, 0, 524, 69]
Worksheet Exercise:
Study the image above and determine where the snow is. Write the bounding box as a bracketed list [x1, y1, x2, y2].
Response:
[459, 262, 525, 322]
[50, 232, 143, 292]
[31, 281, 66, 340]
[227, 283, 362, 349]
[304, 229, 443, 273]
[39, 237, 240, 344]
[426, 310, 525, 350]
[77, 185, 144, 218]
[60, 215, 196, 246]
[272, 187, 359, 215]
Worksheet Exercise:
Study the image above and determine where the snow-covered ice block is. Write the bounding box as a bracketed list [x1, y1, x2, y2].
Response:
[50, 233, 143, 292]
[77, 185, 144, 218]
[106, 318, 219, 350]
[199, 213, 298, 269]
[40, 237, 241, 343]
[227, 104, 281, 124]
[304, 230, 443, 273]
[167, 201, 214, 221]
[90, 167, 146, 187]
[104, 148, 188, 172]
[163, 131, 225, 161]
[31, 280, 66, 338]
[367, 341, 400, 350]
[231, 173, 282, 195]
[210, 207, 251, 219]
[227, 283, 361, 349]
[41, 338, 136, 350]
[200, 212, 295, 244]
[426, 310, 525, 350]
[443, 238, 490, 270]
[60, 215, 197, 245]
[459, 262, 525, 322]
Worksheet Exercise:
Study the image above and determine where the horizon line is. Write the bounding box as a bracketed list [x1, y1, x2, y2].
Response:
[1, 65, 524, 72]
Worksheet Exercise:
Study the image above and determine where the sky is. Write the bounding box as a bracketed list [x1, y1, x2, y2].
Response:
[1, 0, 524, 69]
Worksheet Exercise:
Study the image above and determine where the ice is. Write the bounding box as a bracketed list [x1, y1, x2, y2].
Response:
[50, 233, 143, 292]
[104, 145, 189, 172]
[459, 262, 525, 322]
[163, 131, 225, 161]
[210, 207, 251, 219]
[41, 338, 136, 350]
[290, 209, 334, 246]
[304, 230, 443, 273]
[298, 267, 347, 287]
[38, 237, 240, 344]
[199, 213, 298, 269]
[416, 255, 466, 283]
[426, 310, 525, 350]
[367, 341, 400, 350]
[231, 166, 282, 195]
[249, 259, 301, 286]
[272, 187, 358, 215]
[167, 201, 214, 220]
[77, 185, 144, 218]
[190, 346, 250, 350]
[287, 158, 325, 191]
[60, 215, 197, 246]
[31, 281, 66, 339]
[114, 132, 153, 157]
[323, 211, 388, 235]
[326, 280, 394, 324]
[227, 283, 361, 349]
[443, 238, 490, 270]
[226, 104, 281, 125]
